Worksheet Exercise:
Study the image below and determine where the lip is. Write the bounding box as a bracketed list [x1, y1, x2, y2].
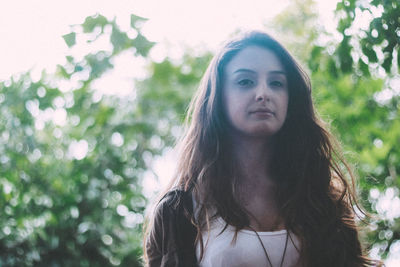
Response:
[250, 108, 275, 116]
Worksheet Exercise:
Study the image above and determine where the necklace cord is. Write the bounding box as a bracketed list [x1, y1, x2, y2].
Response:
[288, 231, 300, 253]
[249, 226, 289, 267]
[279, 231, 289, 267]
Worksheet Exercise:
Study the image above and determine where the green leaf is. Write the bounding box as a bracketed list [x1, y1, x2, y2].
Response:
[398, 47, 400, 70]
[56, 65, 71, 79]
[74, 65, 83, 72]
[382, 54, 393, 73]
[327, 58, 338, 78]
[66, 56, 74, 63]
[82, 14, 108, 33]
[337, 16, 352, 33]
[62, 32, 76, 48]
[308, 46, 323, 72]
[359, 59, 370, 77]
[371, 17, 383, 32]
[132, 33, 155, 57]
[361, 45, 378, 63]
[130, 14, 148, 29]
[337, 36, 353, 73]
[111, 26, 129, 53]
[85, 52, 113, 78]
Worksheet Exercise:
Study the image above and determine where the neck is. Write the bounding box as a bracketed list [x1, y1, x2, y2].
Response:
[229, 133, 283, 231]
[230, 133, 275, 183]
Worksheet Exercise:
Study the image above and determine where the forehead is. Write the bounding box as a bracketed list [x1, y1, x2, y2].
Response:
[224, 46, 285, 75]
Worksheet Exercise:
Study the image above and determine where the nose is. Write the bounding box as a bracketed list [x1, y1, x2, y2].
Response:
[255, 82, 270, 102]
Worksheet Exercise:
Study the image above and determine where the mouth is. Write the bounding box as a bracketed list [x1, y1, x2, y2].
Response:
[250, 108, 275, 116]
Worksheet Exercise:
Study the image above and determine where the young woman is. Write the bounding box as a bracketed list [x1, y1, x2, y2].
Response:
[144, 31, 378, 267]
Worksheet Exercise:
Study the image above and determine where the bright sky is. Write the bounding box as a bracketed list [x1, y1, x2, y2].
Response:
[0, 0, 339, 81]
[1, 1, 398, 264]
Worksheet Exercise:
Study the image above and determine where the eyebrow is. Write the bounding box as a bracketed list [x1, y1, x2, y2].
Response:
[232, 68, 287, 75]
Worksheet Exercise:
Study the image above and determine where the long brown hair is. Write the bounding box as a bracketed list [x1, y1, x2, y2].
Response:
[147, 31, 379, 266]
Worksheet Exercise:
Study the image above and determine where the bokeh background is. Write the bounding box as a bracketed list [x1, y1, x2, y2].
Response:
[0, 0, 399, 266]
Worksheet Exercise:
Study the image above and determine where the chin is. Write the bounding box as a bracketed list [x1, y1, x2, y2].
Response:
[228, 123, 283, 139]
[242, 128, 280, 138]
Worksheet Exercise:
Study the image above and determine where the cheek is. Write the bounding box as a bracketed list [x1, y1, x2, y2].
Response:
[226, 94, 243, 117]
[222, 92, 243, 124]
[223, 98, 235, 121]
[277, 92, 289, 120]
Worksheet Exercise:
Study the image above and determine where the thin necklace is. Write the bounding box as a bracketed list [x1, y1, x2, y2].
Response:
[249, 226, 289, 267]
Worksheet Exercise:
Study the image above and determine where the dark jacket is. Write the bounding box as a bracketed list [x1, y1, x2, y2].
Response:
[145, 190, 198, 267]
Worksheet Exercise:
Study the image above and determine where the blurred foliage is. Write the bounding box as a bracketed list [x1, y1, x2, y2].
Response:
[0, 0, 399, 265]
[135, 52, 212, 129]
[335, 0, 400, 75]
[0, 12, 209, 266]
[332, 0, 400, 260]
[272, 0, 399, 261]
[270, 0, 320, 65]
[0, 14, 157, 266]
[293, 0, 399, 261]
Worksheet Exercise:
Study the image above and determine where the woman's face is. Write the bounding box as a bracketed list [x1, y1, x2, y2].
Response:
[222, 46, 289, 139]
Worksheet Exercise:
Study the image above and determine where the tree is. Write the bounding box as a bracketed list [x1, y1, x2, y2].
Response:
[0, 14, 156, 266]
[270, 0, 400, 262]
[335, 0, 400, 75]
[333, 0, 400, 261]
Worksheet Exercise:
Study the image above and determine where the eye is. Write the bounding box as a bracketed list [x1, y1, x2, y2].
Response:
[270, 80, 284, 88]
[238, 79, 254, 87]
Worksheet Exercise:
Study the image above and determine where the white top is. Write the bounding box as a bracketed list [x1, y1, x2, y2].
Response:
[196, 217, 302, 267]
